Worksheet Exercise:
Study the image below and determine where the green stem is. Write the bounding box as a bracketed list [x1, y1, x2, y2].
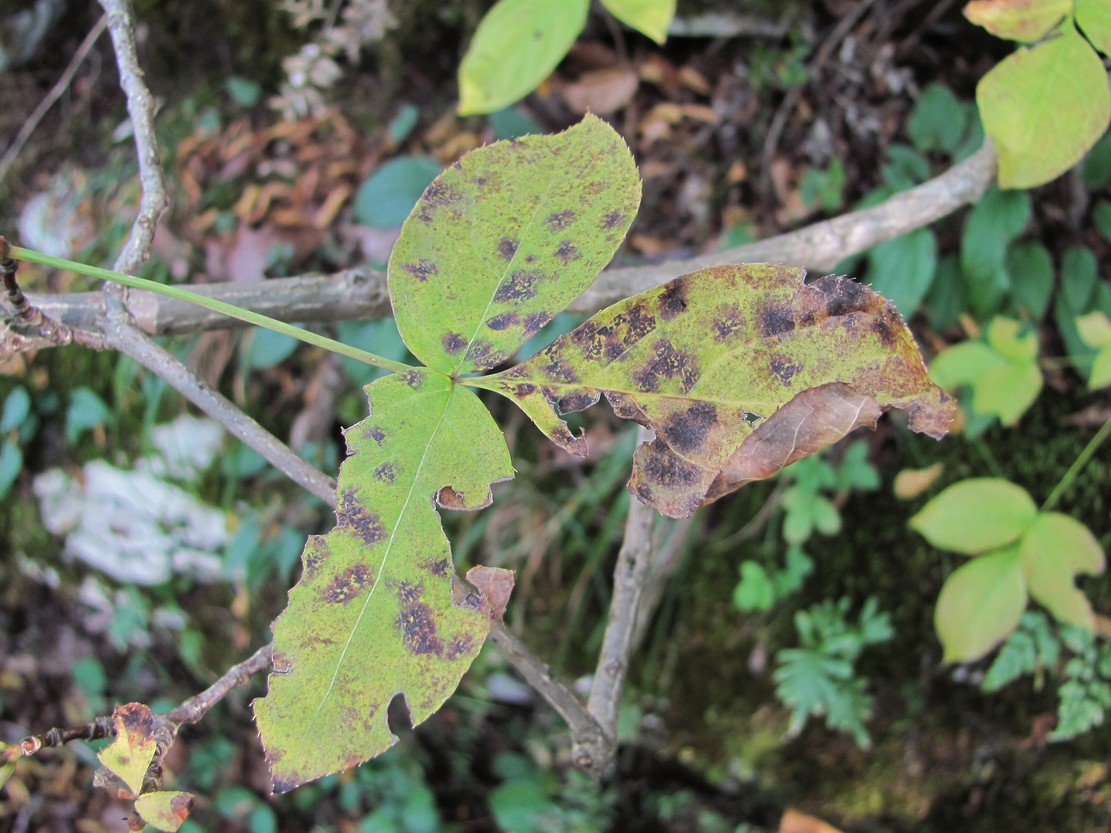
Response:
[10, 245, 413, 373]
[1042, 414, 1111, 512]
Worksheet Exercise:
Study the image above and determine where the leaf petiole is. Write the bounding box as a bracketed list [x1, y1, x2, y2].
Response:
[9, 245, 414, 373]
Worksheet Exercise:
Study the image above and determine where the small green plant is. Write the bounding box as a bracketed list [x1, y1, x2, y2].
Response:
[733, 545, 813, 614]
[773, 597, 894, 748]
[911, 477, 1106, 663]
[457, 0, 677, 115]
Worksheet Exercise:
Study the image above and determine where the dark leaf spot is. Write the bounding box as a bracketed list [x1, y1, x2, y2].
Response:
[601, 211, 625, 230]
[769, 356, 801, 385]
[540, 356, 579, 382]
[397, 602, 444, 656]
[525, 254, 538, 263]
[546, 209, 575, 230]
[465, 340, 510, 369]
[493, 270, 543, 303]
[322, 564, 376, 604]
[758, 304, 796, 338]
[303, 536, 330, 578]
[657, 282, 689, 321]
[364, 425, 387, 445]
[446, 634, 475, 660]
[514, 382, 538, 397]
[497, 237, 519, 260]
[815, 275, 870, 317]
[713, 306, 745, 341]
[442, 332, 467, 354]
[373, 462, 397, 483]
[523, 311, 552, 337]
[659, 403, 718, 454]
[485, 312, 519, 331]
[402, 259, 438, 282]
[394, 580, 424, 605]
[424, 181, 461, 207]
[419, 558, 450, 577]
[872, 314, 898, 348]
[631, 338, 700, 393]
[558, 389, 599, 414]
[554, 241, 581, 263]
[399, 370, 423, 389]
[337, 489, 387, 545]
[272, 651, 293, 674]
[641, 442, 703, 487]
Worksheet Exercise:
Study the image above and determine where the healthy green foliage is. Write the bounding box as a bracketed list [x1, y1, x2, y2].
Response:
[457, 0, 677, 115]
[732, 545, 813, 613]
[982, 611, 1060, 692]
[929, 317, 1043, 427]
[1055, 244, 1111, 379]
[242, 115, 953, 790]
[353, 156, 443, 230]
[911, 478, 1106, 662]
[959, 187, 1031, 318]
[973, 11, 1111, 188]
[865, 228, 937, 316]
[1076, 311, 1111, 389]
[1054, 625, 1111, 740]
[773, 597, 894, 748]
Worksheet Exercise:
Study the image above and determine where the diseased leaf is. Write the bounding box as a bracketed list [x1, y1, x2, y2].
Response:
[935, 546, 1027, 663]
[977, 26, 1111, 188]
[97, 703, 159, 796]
[474, 264, 954, 518]
[457, 0, 590, 115]
[254, 369, 514, 792]
[963, 0, 1072, 42]
[910, 477, 1037, 554]
[134, 791, 196, 832]
[389, 114, 640, 376]
[1021, 512, 1105, 629]
[600, 0, 676, 44]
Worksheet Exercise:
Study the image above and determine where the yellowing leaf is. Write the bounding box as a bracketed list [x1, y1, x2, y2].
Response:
[457, 0, 590, 115]
[910, 477, 1037, 554]
[893, 463, 945, 500]
[978, 26, 1111, 188]
[1021, 512, 1105, 629]
[97, 703, 159, 796]
[475, 264, 954, 518]
[134, 791, 196, 832]
[255, 370, 514, 792]
[389, 115, 640, 376]
[600, 0, 677, 44]
[936, 546, 1027, 662]
[964, 0, 1073, 41]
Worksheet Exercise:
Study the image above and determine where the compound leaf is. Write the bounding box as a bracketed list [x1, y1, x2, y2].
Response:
[255, 369, 514, 792]
[97, 703, 159, 796]
[474, 264, 954, 518]
[458, 0, 590, 115]
[389, 114, 639, 376]
[935, 546, 1027, 663]
[1021, 512, 1105, 629]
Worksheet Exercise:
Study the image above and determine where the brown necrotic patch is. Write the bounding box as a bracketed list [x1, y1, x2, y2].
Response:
[657, 282, 689, 321]
[322, 564, 376, 604]
[420, 557, 451, 577]
[558, 389, 599, 414]
[659, 402, 718, 455]
[554, 241, 581, 263]
[399, 370, 424, 389]
[513, 382, 538, 397]
[337, 489, 388, 545]
[523, 311, 552, 337]
[303, 536, 331, 579]
[485, 312, 519, 331]
[373, 462, 397, 483]
[497, 237, 519, 260]
[493, 270, 543, 303]
[397, 602, 445, 656]
[442, 332, 467, 354]
[546, 209, 576, 230]
[640, 443, 704, 487]
[601, 210, 625, 230]
[465, 340, 510, 368]
[758, 304, 797, 338]
[814, 275, 870, 317]
[394, 580, 424, 605]
[769, 356, 802, 385]
[364, 425, 387, 445]
[402, 259, 438, 282]
[446, 634, 475, 661]
[713, 305, 745, 341]
[424, 181, 462, 207]
[540, 356, 579, 383]
[631, 338, 700, 393]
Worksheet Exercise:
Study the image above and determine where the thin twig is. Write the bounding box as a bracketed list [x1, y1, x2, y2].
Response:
[0, 16, 108, 188]
[10, 140, 998, 353]
[166, 643, 274, 727]
[98, 0, 166, 276]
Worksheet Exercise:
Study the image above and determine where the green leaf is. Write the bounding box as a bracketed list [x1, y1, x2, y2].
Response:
[1076, 0, 1111, 54]
[963, 0, 1072, 41]
[475, 265, 954, 518]
[600, 0, 676, 44]
[1021, 512, 1105, 629]
[354, 157, 443, 229]
[935, 546, 1027, 663]
[0, 743, 14, 790]
[973, 357, 1043, 425]
[1082, 132, 1111, 189]
[97, 703, 159, 796]
[134, 791, 196, 832]
[865, 228, 937, 316]
[388, 115, 640, 376]
[65, 386, 112, 444]
[908, 83, 972, 154]
[255, 370, 515, 792]
[1, 386, 30, 433]
[734, 561, 775, 612]
[977, 26, 1111, 188]
[1094, 200, 1111, 242]
[0, 441, 22, 500]
[1059, 245, 1099, 312]
[1005, 241, 1054, 320]
[924, 255, 965, 330]
[457, 0, 590, 115]
[1077, 311, 1111, 348]
[910, 477, 1037, 554]
[960, 186, 1029, 317]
